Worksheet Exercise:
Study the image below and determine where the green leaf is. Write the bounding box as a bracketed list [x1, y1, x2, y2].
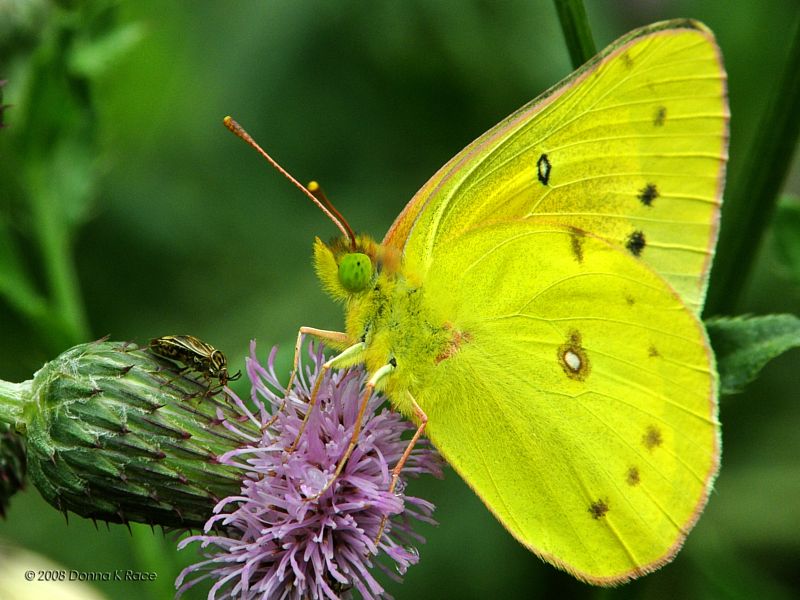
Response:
[0, 214, 49, 321]
[69, 22, 144, 79]
[706, 314, 800, 395]
[774, 196, 800, 283]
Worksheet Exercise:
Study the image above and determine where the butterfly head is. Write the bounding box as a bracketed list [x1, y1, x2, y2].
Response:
[338, 252, 372, 292]
[313, 235, 400, 301]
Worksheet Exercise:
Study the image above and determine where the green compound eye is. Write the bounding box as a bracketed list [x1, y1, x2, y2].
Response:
[338, 253, 373, 292]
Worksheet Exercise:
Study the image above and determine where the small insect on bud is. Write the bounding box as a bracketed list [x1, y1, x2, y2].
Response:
[148, 335, 241, 393]
[12, 339, 260, 528]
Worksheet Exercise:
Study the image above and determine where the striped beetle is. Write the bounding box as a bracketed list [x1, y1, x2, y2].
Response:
[148, 335, 241, 389]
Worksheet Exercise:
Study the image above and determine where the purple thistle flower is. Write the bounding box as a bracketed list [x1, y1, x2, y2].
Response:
[177, 340, 443, 600]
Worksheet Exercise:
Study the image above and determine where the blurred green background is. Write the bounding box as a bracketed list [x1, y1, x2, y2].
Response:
[1, 1, 799, 598]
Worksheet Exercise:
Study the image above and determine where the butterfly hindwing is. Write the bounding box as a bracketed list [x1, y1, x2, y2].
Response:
[418, 219, 719, 583]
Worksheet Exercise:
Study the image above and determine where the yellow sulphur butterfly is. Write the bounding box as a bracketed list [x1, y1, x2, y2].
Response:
[226, 18, 727, 585]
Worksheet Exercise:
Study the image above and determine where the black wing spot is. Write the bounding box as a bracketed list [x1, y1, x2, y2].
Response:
[536, 153, 551, 185]
[626, 230, 646, 256]
[557, 330, 590, 381]
[642, 425, 663, 450]
[589, 499, 609, 519]
[621, 53, 634, 69]
[626, 467, 641, 486]
[653, 106, 667, 126]
[569, 228, 584, 263]
[624, 294, 635, 306]
[648, 345, 660, 357]
[637, 183, 659, 207]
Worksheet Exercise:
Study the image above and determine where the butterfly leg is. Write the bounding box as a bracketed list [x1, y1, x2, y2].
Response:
[375, 391, 428, 543]
[287, 340, 366, 452]
[267, 327, 350, 429]
[287, 327, 350, 393]
[304, 361, 394, 501]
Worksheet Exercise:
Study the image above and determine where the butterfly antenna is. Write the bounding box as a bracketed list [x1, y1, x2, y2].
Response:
[223, 116, 356, 248]
[306, 181, 356, 245]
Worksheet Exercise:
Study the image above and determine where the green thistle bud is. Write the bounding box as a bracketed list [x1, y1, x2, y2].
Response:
[1, 339, 260, 528]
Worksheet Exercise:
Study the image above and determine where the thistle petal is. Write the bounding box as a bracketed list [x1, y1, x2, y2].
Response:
[178, 340, 443, 599]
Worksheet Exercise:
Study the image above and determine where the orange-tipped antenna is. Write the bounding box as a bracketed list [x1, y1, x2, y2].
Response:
[223, 116, 356, 249]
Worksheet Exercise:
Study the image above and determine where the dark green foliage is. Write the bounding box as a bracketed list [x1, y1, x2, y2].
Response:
[774, 197, 800, 285]
[0, 1, 142, 352]
[708, 314, 800, 394]
[705, 15, 800, 315]
[0, 422, 26, 517]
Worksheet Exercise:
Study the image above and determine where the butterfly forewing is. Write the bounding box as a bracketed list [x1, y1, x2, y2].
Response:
[385, 20, 728, 315]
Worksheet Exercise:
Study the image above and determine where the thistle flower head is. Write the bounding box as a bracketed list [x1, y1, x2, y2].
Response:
[177, 341, 443, 599]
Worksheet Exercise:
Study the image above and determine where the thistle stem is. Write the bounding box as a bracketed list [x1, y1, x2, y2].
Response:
[28, 163, 91, 347]
[0, 379, 30, 428]
[553, 0, 596, 68]
[705, 14, 800, 315]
